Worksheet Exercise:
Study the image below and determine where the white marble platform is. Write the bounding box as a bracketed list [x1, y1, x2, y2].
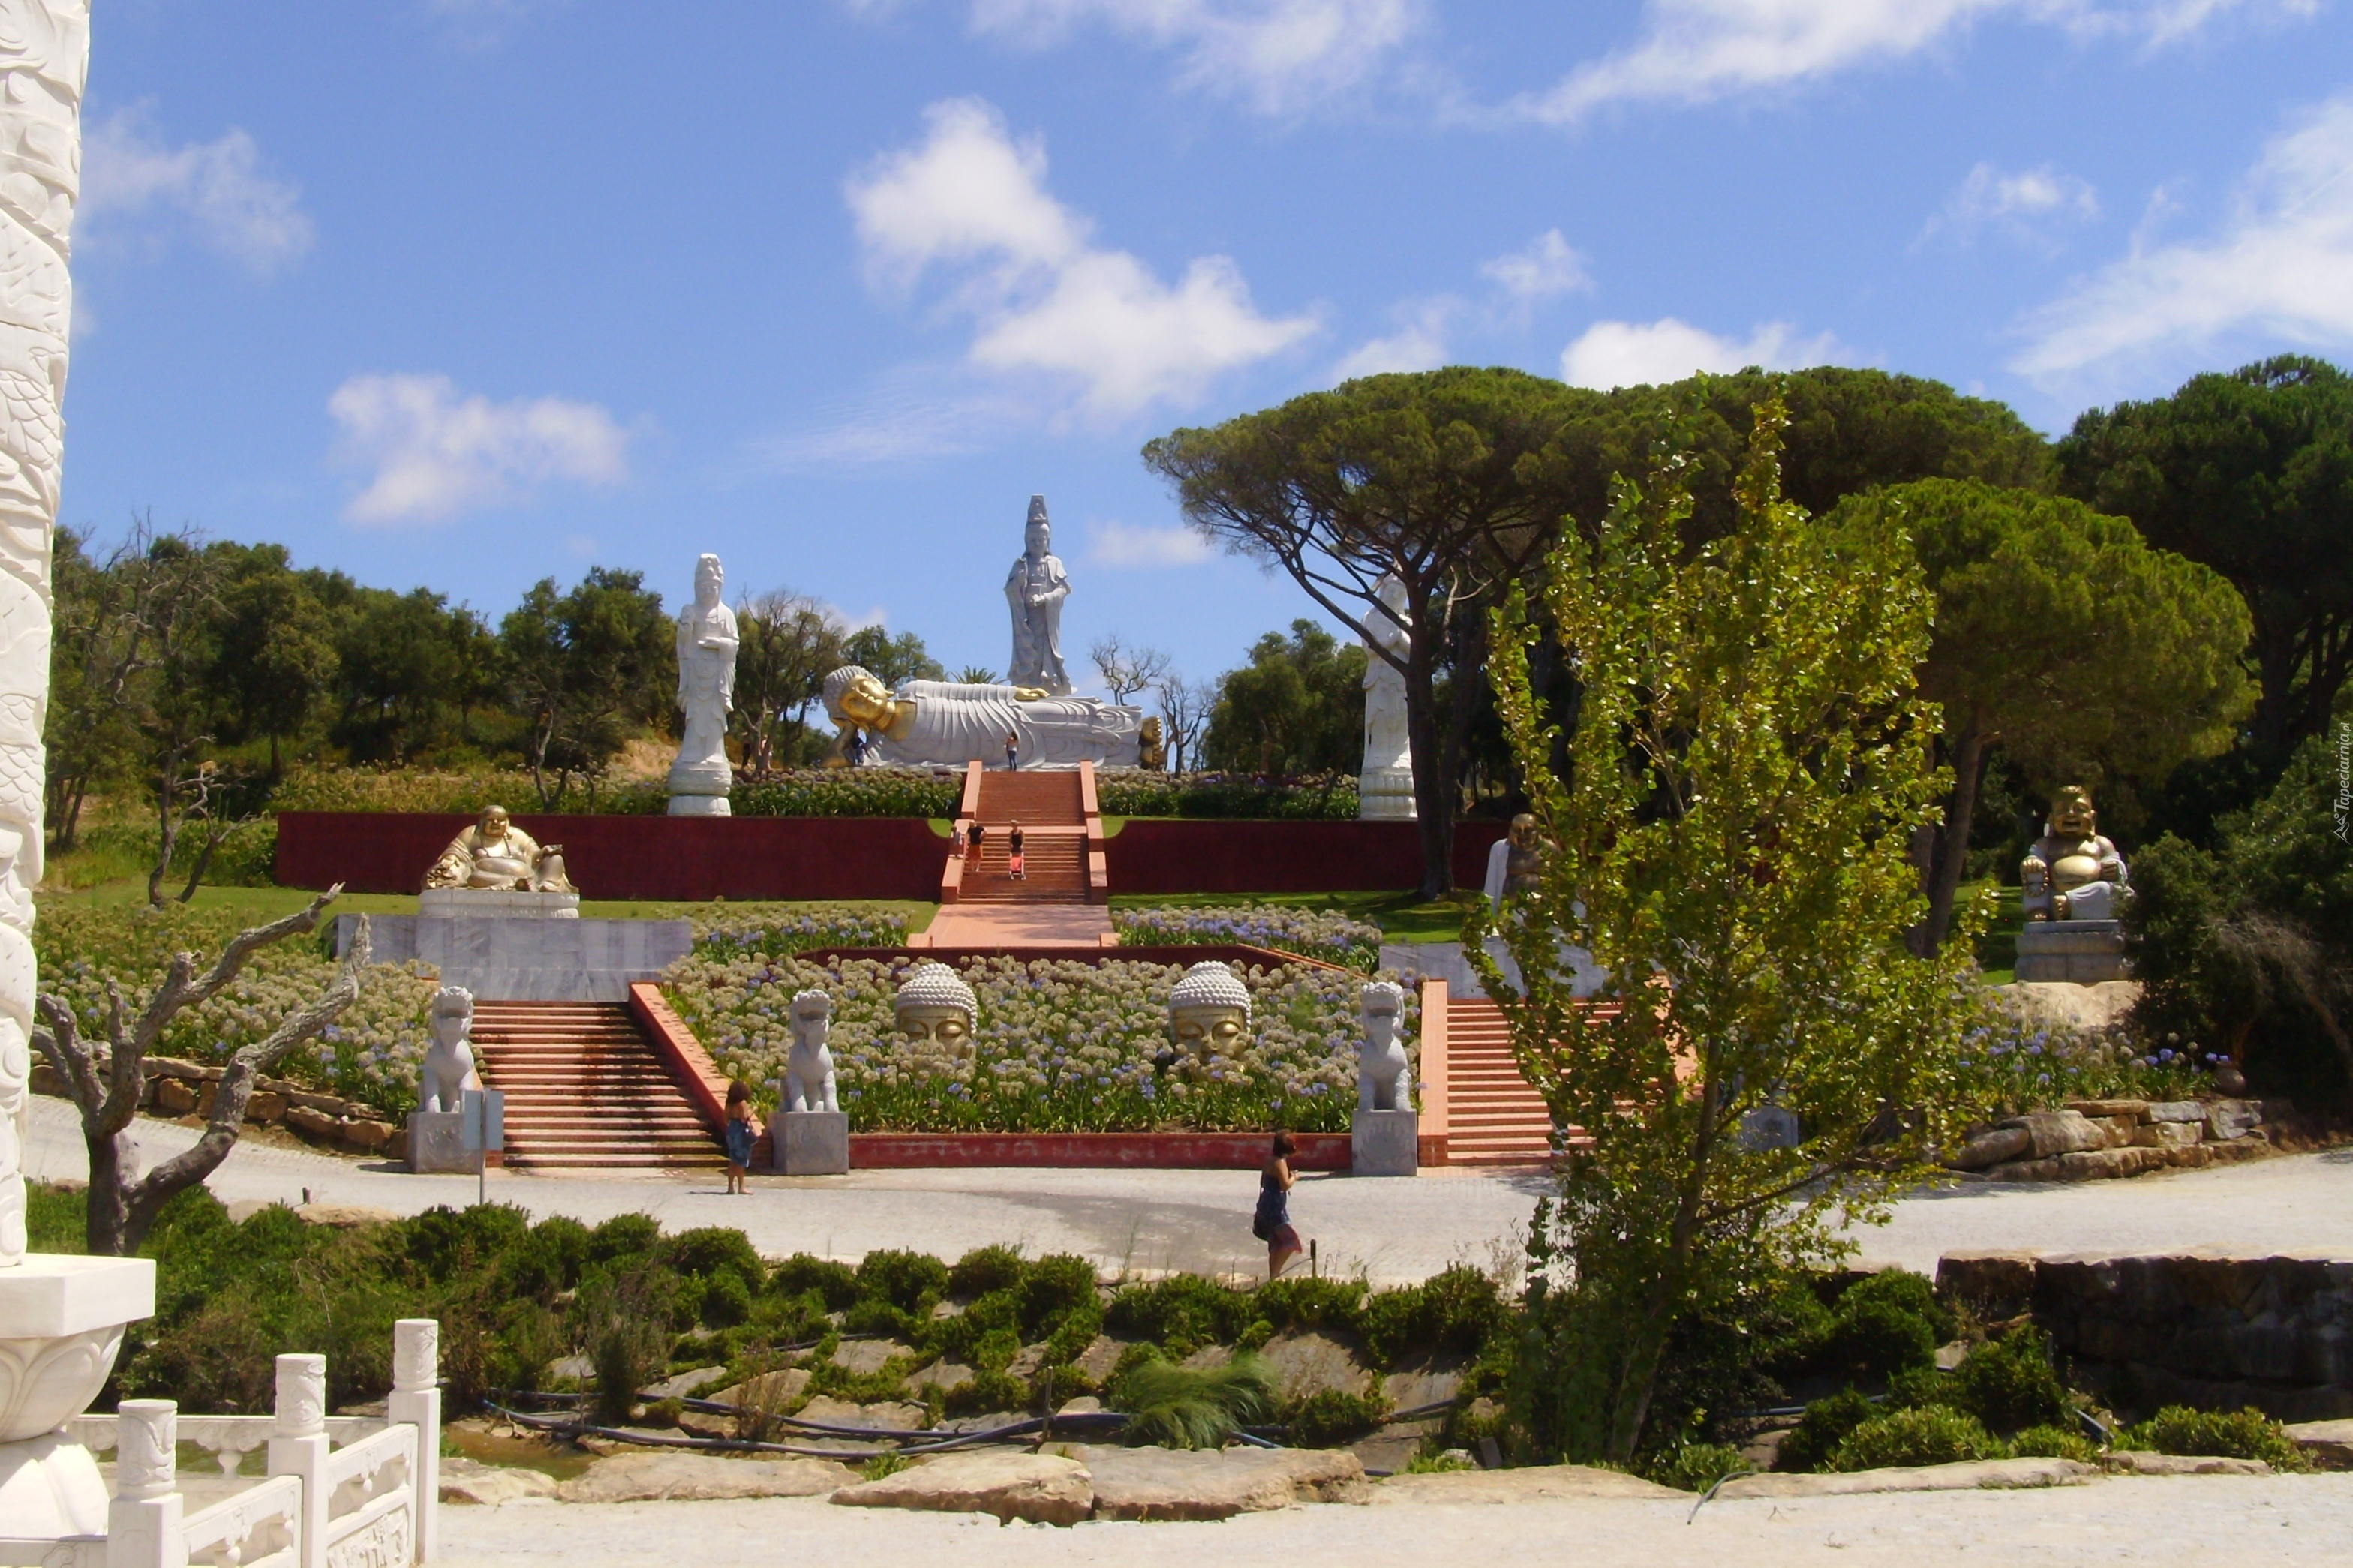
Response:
[419, 888, 580, 919]
[337, 914, 693, 1002]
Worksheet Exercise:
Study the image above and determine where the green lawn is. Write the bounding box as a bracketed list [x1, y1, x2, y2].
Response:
[1107, 888, 1482, 945]
[1965, 877, 2025, 985]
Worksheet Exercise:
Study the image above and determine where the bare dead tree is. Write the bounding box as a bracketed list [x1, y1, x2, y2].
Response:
[1089, 633, 1173, 706]
[1156, 676, 1214, 774]
[32, 887, 365, 1255]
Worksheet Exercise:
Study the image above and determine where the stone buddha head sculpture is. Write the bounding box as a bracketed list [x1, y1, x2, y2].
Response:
[1167, 960, 1250, 1063]
[895, 962, 977, 1053]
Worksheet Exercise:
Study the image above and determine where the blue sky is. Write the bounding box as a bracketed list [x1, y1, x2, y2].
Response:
[63, 0, 2353, 692]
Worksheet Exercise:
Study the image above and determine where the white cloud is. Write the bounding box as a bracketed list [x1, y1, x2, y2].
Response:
[1086, 518, 1218, 567]
[1560, 317, 1845, 389]
[330, 373, 631, 524]
[2012, 91, 2353, 383]
[847, 98, 1317, 419]
[1333, 298, 1457, 379]
[1480, 228, 1594, 305]
[1520, 0, 2315, 124]
[80, 110, 314, 275]
[964, 0, 1426, 113]
[1919, 161, 2100, 246]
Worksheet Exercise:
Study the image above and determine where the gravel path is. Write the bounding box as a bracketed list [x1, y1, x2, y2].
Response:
[438, 1476, 2353, 1567]
[26, 1098, 2353, 1280]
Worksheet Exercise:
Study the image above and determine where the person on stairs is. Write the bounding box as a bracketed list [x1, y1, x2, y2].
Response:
[723, 1080, 758, 1194]
[967, 821, 986, 870]
[1008, 821, 1026, 881]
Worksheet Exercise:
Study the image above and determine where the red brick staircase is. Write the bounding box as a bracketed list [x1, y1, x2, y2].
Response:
[957, 769, 1091, 904]
[1442, 996, 1560, 1167]
[469, 1002, 720, 1170]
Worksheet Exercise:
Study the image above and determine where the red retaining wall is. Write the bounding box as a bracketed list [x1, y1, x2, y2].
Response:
[275, 812, 946, 900]
[846, 1131, 1351, 1171]
[275, 810, 1510, 900]
[1104, 819, 1507, 894]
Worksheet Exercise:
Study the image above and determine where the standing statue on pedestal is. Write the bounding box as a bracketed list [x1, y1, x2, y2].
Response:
[417, 987, 480, 1114]
[786, 990, 839, 1114]
[1006, 495, 1072, 695]
[1358, 572, 1416, 820]
[669, 553, 740, 816]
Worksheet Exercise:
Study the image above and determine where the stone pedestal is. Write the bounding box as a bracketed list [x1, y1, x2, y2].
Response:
[1357, 767, 1417, 820]
[342, 913, 692, 1002]
[2016, 919, 2129, 984]
[0, 1254, 158, 1536]
[772, 1110, 849, 1176]
[407, 1111, 482, 1174]
[667, 793, 732, 817]
[419, 888, 580, 919]
[1351, 1108, 1419, 1176]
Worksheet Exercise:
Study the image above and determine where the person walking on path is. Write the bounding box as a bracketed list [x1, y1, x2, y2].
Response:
[723, 1080, 759, 1194]
[1005, 730, 1020, 770]
[1254, 1131, 1305, 1280]
[1008, 821, 1026, 881]
[967, 821, 987, 870]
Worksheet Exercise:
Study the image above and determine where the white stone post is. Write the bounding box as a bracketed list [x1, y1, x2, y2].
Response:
[267, 1353, 330, 1568]
[105, 1400, 186, 1568]
[386, 1319, 440, 1564]
[0, 8, 164, 1548]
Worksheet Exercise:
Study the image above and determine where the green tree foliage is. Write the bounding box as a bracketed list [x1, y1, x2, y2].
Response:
[841, 626, 944, 689]
[2056, 356, 2353, 766]
[1148, 368, 1589, 894]
[1479, 401, 1991, 1464]
[2125, 734, 2353, 1104]
[208, 546, 339, 776]
[1200, 620, 1366, 774]
[732, 590, 847, 773]
[1823, 479, 2255, 951]
[500, 568, 675, 808]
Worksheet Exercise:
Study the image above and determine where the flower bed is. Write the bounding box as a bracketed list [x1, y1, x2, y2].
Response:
[33, 901, 440, 1117]
[688, 903, 911, 958]
[660, 953, 1415, 1134]
[1111, 903, 1383, 972]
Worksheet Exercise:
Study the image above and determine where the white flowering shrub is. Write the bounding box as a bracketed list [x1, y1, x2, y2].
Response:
[690, 903, 909, 959]
[35, 901, 439, 1117]
[662, 954, 1417, 1133]
[1111, 905, 1384, 972]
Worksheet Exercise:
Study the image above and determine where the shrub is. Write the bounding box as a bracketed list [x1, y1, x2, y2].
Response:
[661, 1227, 766, 1295]
[1642, 1442, 1753, 1492]
[1947, 1325, 2071, 1435]
[1014, 1254, 1101, 1336]
[2007, 1424, 2099, 1463]
[771, 1254, 860, 1310]
[1285, 1388, 1387, 1446]
[948, 1245, 1029, 1299]
[1775, 1389, 1877, 1473]
[856, 1249, 950, 1314]
[2123, 1406, 2306, 1468]
[1106, 1275, 1257, 1359]
[1253, 1277, 1367, 1335]
[1827, 1406, 2003, 1471]
[587, 1213, 660, 1266]
[1808, 1270, 1946, 1381]
[1111, 1353, 1279, 1449]
[729, 771, 961, 819]
[1357, 1266, 1508, 1367]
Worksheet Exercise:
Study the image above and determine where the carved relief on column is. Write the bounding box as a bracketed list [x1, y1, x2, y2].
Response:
[275, 1353, 327, 1438]
[114, 1399, 178, 1500]
[0, 1, 87, 1269]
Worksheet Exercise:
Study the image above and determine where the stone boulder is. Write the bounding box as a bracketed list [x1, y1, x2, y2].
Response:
[1258, 1332, 1372, 1400]
[1075, 1445, 1367, 1520]
[828, 1339, 910, 1375]
[438, 1458, 558, 1506]
[1716, 1457, 2096, 1497]
[831, 1452, 1093, 1527]
[1372, 1465, 1679, 1503]
[556, 1452, 856, 1503]
[2286, 1419, 2353, 1470]
[793, 1395, 927, 1432]
[2101, 1450, 2271, 1476]
[1949, 1126, 2033, 1170]
[2018, 1110, 2109, 1159]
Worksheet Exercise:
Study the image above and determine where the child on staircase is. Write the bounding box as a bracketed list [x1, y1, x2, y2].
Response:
[1008, 821, 1026, 881]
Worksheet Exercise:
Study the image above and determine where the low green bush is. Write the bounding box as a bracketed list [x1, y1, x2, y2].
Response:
[1775, 1389, 1877, 1473]
[2123, 1406, 2306, 1469]
[1284, 1387, 1387, 1447]
[1642, 1441, 1753, 1492]
[855, 1249, 949, 1314]
[1826, 1406, 2003, 1471]
[1946, 1325, 2071, 1434]
[770, 1254, 859, 1310]
[2007, 1424, 2099, 1463]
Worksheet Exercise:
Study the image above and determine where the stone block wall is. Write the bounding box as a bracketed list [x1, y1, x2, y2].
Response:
[29, 1056, 399, 1157]
[1945, 1097, 2273, 1182]
[1939, 1250, 2353, 1422]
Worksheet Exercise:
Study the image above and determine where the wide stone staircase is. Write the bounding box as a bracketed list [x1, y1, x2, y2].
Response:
[960, 770, 1090, 904]
[468, 1001, 719, 1170]
[1442, 996, 1561, 1167]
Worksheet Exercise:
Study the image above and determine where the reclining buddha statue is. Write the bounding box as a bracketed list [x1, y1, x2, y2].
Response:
[820, 665, 1143, 770]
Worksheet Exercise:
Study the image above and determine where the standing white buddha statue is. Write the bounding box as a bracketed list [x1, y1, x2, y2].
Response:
[1005, 495, 1072, 696]
[669, 553, 740, 816]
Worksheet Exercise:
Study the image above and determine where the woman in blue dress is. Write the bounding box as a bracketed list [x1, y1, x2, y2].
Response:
[1253, 1131, 1304, 1280]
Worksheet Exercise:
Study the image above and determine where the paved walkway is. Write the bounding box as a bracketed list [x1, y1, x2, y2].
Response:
[912, 903, 1115, 948]
[24, 1099, 2353, 1281]
[440, 1476, 2353, 1567]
